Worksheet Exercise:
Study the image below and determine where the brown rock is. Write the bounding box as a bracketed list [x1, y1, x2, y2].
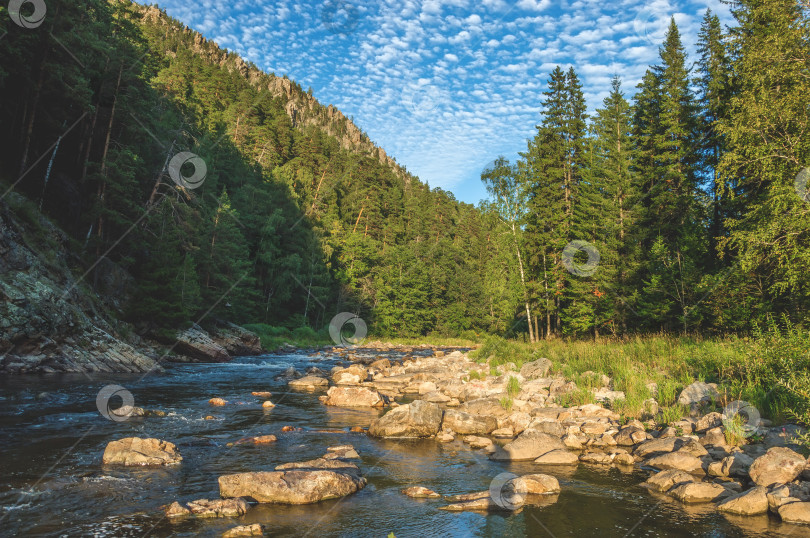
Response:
[252, 391, 272, 399]
[644, 469, 696, 493]
[288, 376, 329, 390]
[442, 409, 497, 435]
[209, 398, 228, 406]
[634, 436, 708, 459]
[369, 400, 443, 438]
[223, 524, 265, 537]
[669, 482, 729, 503]
[165, 501, 191, 518]
[534, 449, 579, 465]
[402, 486, 441, 498]
[175, 324, 231, 362]
[645, 452, 705, 474]
[717, 486, 769, 516]
[615, 426, 647, 446]
[186, 498, 250, 518]
[322, 386, 383, 407]
[748, 447, 806, 487]
[219, 470, 366, 504]
[102, 437, 182, 466]
[490, 429, 565, 461]
[778, 501, 810, 524]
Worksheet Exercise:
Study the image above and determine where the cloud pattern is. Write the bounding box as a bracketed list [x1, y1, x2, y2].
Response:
[154, 0, 733, 203]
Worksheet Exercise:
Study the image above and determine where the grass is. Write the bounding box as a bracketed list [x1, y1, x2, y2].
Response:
[506, 376, 520, 398]
[243, 323, 332, 350]
[499, 396, 514, 411]
[466, 324, 810, 450]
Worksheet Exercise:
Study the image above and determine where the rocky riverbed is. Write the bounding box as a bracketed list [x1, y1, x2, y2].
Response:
[0, 345, 807, 536]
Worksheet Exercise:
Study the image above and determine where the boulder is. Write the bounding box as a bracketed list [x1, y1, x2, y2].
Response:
[442, 409, 497, 435]
[219, 470, 366, 504]
[209, 397, 228, 406]
[707, 453, 754, 479]
[185, 498, 250, 518]
[223, 524, 265, 537]
[778, 501, 810, 524]
[165, 501, 191, 518]
[644, 469, 696, 493]
[615, 426, 647, 446]
[459, 397, 510, 417]
[102, 437, 182, 466]
[288, 376, 329, 390]
[748, 447, 806, 487]
[701, 427, 727, 447]
[175, 324, 231, 362]
[695, 412, 724, 432]
[534, 449, 579, 465]
[423, 391, 451, 403]
[668, 482, 729, 503]
[209, 322, 262, 356]
[332, 365, 368, 385]
[322, 386, 383, 407]
[490, 429, 565, 461]
[634, 436, 708, 459]
[520, 358, 552, 379]
[580, 421, 608, 436]
[368, 400, 443, 438]
[402, 486, 441, 498]
[645, 452, 705, 474]
[716, 486, 769, 516]
[513, 473, 560, 494]
[677, 382, 719, 406]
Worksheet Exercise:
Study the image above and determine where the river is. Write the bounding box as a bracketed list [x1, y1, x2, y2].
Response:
[0, 350, 799, 537]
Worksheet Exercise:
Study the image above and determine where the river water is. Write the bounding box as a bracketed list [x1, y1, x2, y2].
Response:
[0, 350, 800, 537]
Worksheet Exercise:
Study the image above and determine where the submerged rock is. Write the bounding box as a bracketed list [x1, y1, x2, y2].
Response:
[288, 375, 329, 390]
[102, 437, 182, 466]
[368, 400, 443, 438]
[668, 482, 729, 503]
[184, 498, 250, 518]
[402, 486, 441, 498]
[223, 524, 265, 537]
[219, 470, 366, 504]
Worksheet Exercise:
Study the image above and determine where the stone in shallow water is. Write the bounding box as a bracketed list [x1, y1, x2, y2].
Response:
[534, 449, 579, 465]
[186, 498, 250, 518]
[716, 486, 768, 516]
[219, 470, 366, 504]
[322, 386, 383, 407]
[643, 469, 696, 493]
[489, 429, 565, 461]
[668, 482, 729, 503]
[288, 376, 329, 391]
[368, 400, 443, 438]
[402, 486, 441, 498]
[645, 452, 705, 474]
[102, 437, 182, 466]
[223, 524, 265, 537]
[778, 501, 810, 524]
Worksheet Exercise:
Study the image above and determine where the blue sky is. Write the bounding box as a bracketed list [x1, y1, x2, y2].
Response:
[153, 0, 733, 205]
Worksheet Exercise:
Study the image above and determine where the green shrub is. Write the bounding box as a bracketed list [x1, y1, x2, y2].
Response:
[506, 376, 520, 397]
[499, 396, 514, 411]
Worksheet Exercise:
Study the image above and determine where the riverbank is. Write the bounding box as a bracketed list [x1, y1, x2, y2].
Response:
[2, 345, 809, 536]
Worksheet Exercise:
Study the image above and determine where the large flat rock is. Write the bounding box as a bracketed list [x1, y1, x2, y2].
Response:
[219, 470, 366, 504]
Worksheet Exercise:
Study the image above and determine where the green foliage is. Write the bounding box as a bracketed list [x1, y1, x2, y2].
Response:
[506, 376, 520, 397]
[499, 396, 514, 411]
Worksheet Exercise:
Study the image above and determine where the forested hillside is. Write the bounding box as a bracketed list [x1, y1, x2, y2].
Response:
[0, 0, 496, 339]
[0, 0, 807, 342]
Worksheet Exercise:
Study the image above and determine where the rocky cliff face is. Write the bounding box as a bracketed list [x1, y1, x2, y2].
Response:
[0, 193, 159, 374]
